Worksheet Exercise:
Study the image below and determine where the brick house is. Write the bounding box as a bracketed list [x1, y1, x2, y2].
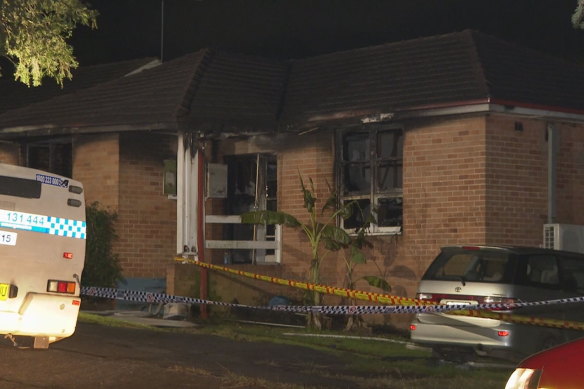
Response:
[1, 30, 584, 328]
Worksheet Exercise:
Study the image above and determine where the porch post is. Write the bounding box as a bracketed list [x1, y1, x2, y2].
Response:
[176, 133, 185, 254]
[177, 132, 208, 319]
[196, 146, 208, 319]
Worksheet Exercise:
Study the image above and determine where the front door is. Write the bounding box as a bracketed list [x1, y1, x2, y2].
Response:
[225, 154, 277, 264]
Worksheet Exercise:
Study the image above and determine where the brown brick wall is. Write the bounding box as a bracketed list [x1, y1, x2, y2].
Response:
[115, 132, 177, 278]
[209, 122, 491, 326]
[0, 142, 20, 165]
[483, 118, 584, 243]
[556, 122, 584, 224]
[278, 131, 337, 285]
[402, 116, 488, 279]
[484, 117, 547, 245]
[73, 132, 178, 280]
[73, 134, 120, 210]
[196, 115, 584, 329]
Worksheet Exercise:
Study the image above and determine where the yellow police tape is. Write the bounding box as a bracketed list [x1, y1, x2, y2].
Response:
[176, 257, 584, 331]
[176, 257, 424, 305]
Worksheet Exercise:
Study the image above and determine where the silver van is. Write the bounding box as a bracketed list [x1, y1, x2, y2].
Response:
[409, 245, 584, 361]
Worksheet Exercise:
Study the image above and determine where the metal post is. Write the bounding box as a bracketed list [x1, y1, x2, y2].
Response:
[547, 123, 557, 224]
[160, 0, 165, 62]
[196, 148, 208, 319]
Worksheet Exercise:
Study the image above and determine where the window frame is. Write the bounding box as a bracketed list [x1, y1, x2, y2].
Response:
[336, 124, 404, 235]
[23, 137, 72, 177]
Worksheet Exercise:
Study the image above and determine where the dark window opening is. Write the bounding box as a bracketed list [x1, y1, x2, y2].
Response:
[224, 154, 277, 264]
[25, 140, 72, 178]
[338, 126, 403, 233]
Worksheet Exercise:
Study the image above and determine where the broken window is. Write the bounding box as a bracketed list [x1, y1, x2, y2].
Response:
[24, 138, 72, 177]
[338, 125, 403, 234]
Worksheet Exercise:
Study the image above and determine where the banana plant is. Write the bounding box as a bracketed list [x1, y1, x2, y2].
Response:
[241, 175, 390, 329]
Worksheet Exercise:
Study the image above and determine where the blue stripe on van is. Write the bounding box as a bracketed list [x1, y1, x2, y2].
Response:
[0, 210, 86, 239]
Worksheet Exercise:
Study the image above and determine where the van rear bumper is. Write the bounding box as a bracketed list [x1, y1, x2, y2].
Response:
[411, 320, 513, 349]
[0, 293, 80, 338]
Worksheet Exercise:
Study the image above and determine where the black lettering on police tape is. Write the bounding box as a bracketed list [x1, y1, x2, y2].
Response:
[79, 286, 584, 321]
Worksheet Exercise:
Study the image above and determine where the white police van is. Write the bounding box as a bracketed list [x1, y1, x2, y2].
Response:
[0, 163, 86, 348]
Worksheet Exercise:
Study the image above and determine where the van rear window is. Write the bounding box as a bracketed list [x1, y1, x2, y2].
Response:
[0, 175, 42, 199]
[423, 249, 515, 284]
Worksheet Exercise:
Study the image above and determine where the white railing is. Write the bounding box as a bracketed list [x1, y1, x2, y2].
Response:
[205, 215, 281, 263]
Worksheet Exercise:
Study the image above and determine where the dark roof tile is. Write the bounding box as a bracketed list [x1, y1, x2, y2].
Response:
[280, 31, 489, 126]
[0, 57, 158, 115]
[2, 30, 584, 138]
[0, 49, 288, 135]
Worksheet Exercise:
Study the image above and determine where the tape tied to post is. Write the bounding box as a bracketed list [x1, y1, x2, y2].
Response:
[80, 286, 584, 330]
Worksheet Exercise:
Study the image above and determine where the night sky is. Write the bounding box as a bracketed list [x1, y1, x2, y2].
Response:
[22, 0, 584, 67]
[68, 0, 584, 66]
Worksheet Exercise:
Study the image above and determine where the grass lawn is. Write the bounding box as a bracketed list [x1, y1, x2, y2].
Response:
[196, 322, 514, 389]
[80, 312, 513, 388]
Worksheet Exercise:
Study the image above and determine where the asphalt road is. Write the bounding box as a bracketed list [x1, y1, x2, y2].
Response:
[0, 321, 355, 389]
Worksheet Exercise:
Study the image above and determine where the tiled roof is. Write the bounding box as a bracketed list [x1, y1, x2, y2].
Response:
[281, 31, 487, 126]
[184, 50, 289, 133]
[2, 30, 584, 138]
[0, 52, 206, 133]
[280, 30, 584, 128]
[0, 49, 287, 136]
[475, 32, 584, 113]
[0, 57, 158, 115]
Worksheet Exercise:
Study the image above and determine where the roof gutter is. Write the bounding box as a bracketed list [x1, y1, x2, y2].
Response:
[0, 122, 178, 140]
[398, 98, 584, 122]
[286, 97, 584, 132]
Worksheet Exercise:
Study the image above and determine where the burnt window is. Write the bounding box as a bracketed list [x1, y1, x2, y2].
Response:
[338, 125, 403, 233]
[25, 140, 72, 178]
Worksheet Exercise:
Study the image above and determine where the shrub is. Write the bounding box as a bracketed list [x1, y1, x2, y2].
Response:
[82, 202, 123, 288]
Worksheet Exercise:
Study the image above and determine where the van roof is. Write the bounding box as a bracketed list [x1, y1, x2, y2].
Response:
[442, 245, 584, 257]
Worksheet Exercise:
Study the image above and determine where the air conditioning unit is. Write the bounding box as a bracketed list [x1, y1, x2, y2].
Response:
[543, 224, 584, 254]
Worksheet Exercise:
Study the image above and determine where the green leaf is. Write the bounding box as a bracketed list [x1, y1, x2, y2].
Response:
[338, 200, 355, 220]
[321, 224, 351, 246]
[241, 210, 301, 228]
[352, 229, 373, 249]
[349, 246, 366, 264]
[322, 194, 337, 214]
[361, 276, 391, 292]
[321, 180, 338, 214]
[0, 0, 98, 86]
[323, 239, 343, 251]
[299, 176, 316, 213]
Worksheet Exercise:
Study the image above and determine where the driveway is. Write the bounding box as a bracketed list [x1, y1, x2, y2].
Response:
[0, 321, 357, 389]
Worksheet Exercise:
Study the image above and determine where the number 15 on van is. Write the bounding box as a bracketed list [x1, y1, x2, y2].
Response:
[0, 231, 17, 246]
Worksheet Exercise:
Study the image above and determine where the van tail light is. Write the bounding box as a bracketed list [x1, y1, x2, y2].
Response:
[505, 368, 541, 389]
[47, 280, 76, 294]
[409, 324, 417, 331]
[415, 293, 519, 311]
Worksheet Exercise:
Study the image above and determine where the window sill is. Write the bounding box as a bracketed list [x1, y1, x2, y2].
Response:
[347, 226, 402, 236]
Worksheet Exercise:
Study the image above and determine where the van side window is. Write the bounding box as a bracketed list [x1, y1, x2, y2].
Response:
[558, 256, 584, 292]
[525, 255, 560, 288]
[423, 251, 511, 283]
[0, 176, 42, 198]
